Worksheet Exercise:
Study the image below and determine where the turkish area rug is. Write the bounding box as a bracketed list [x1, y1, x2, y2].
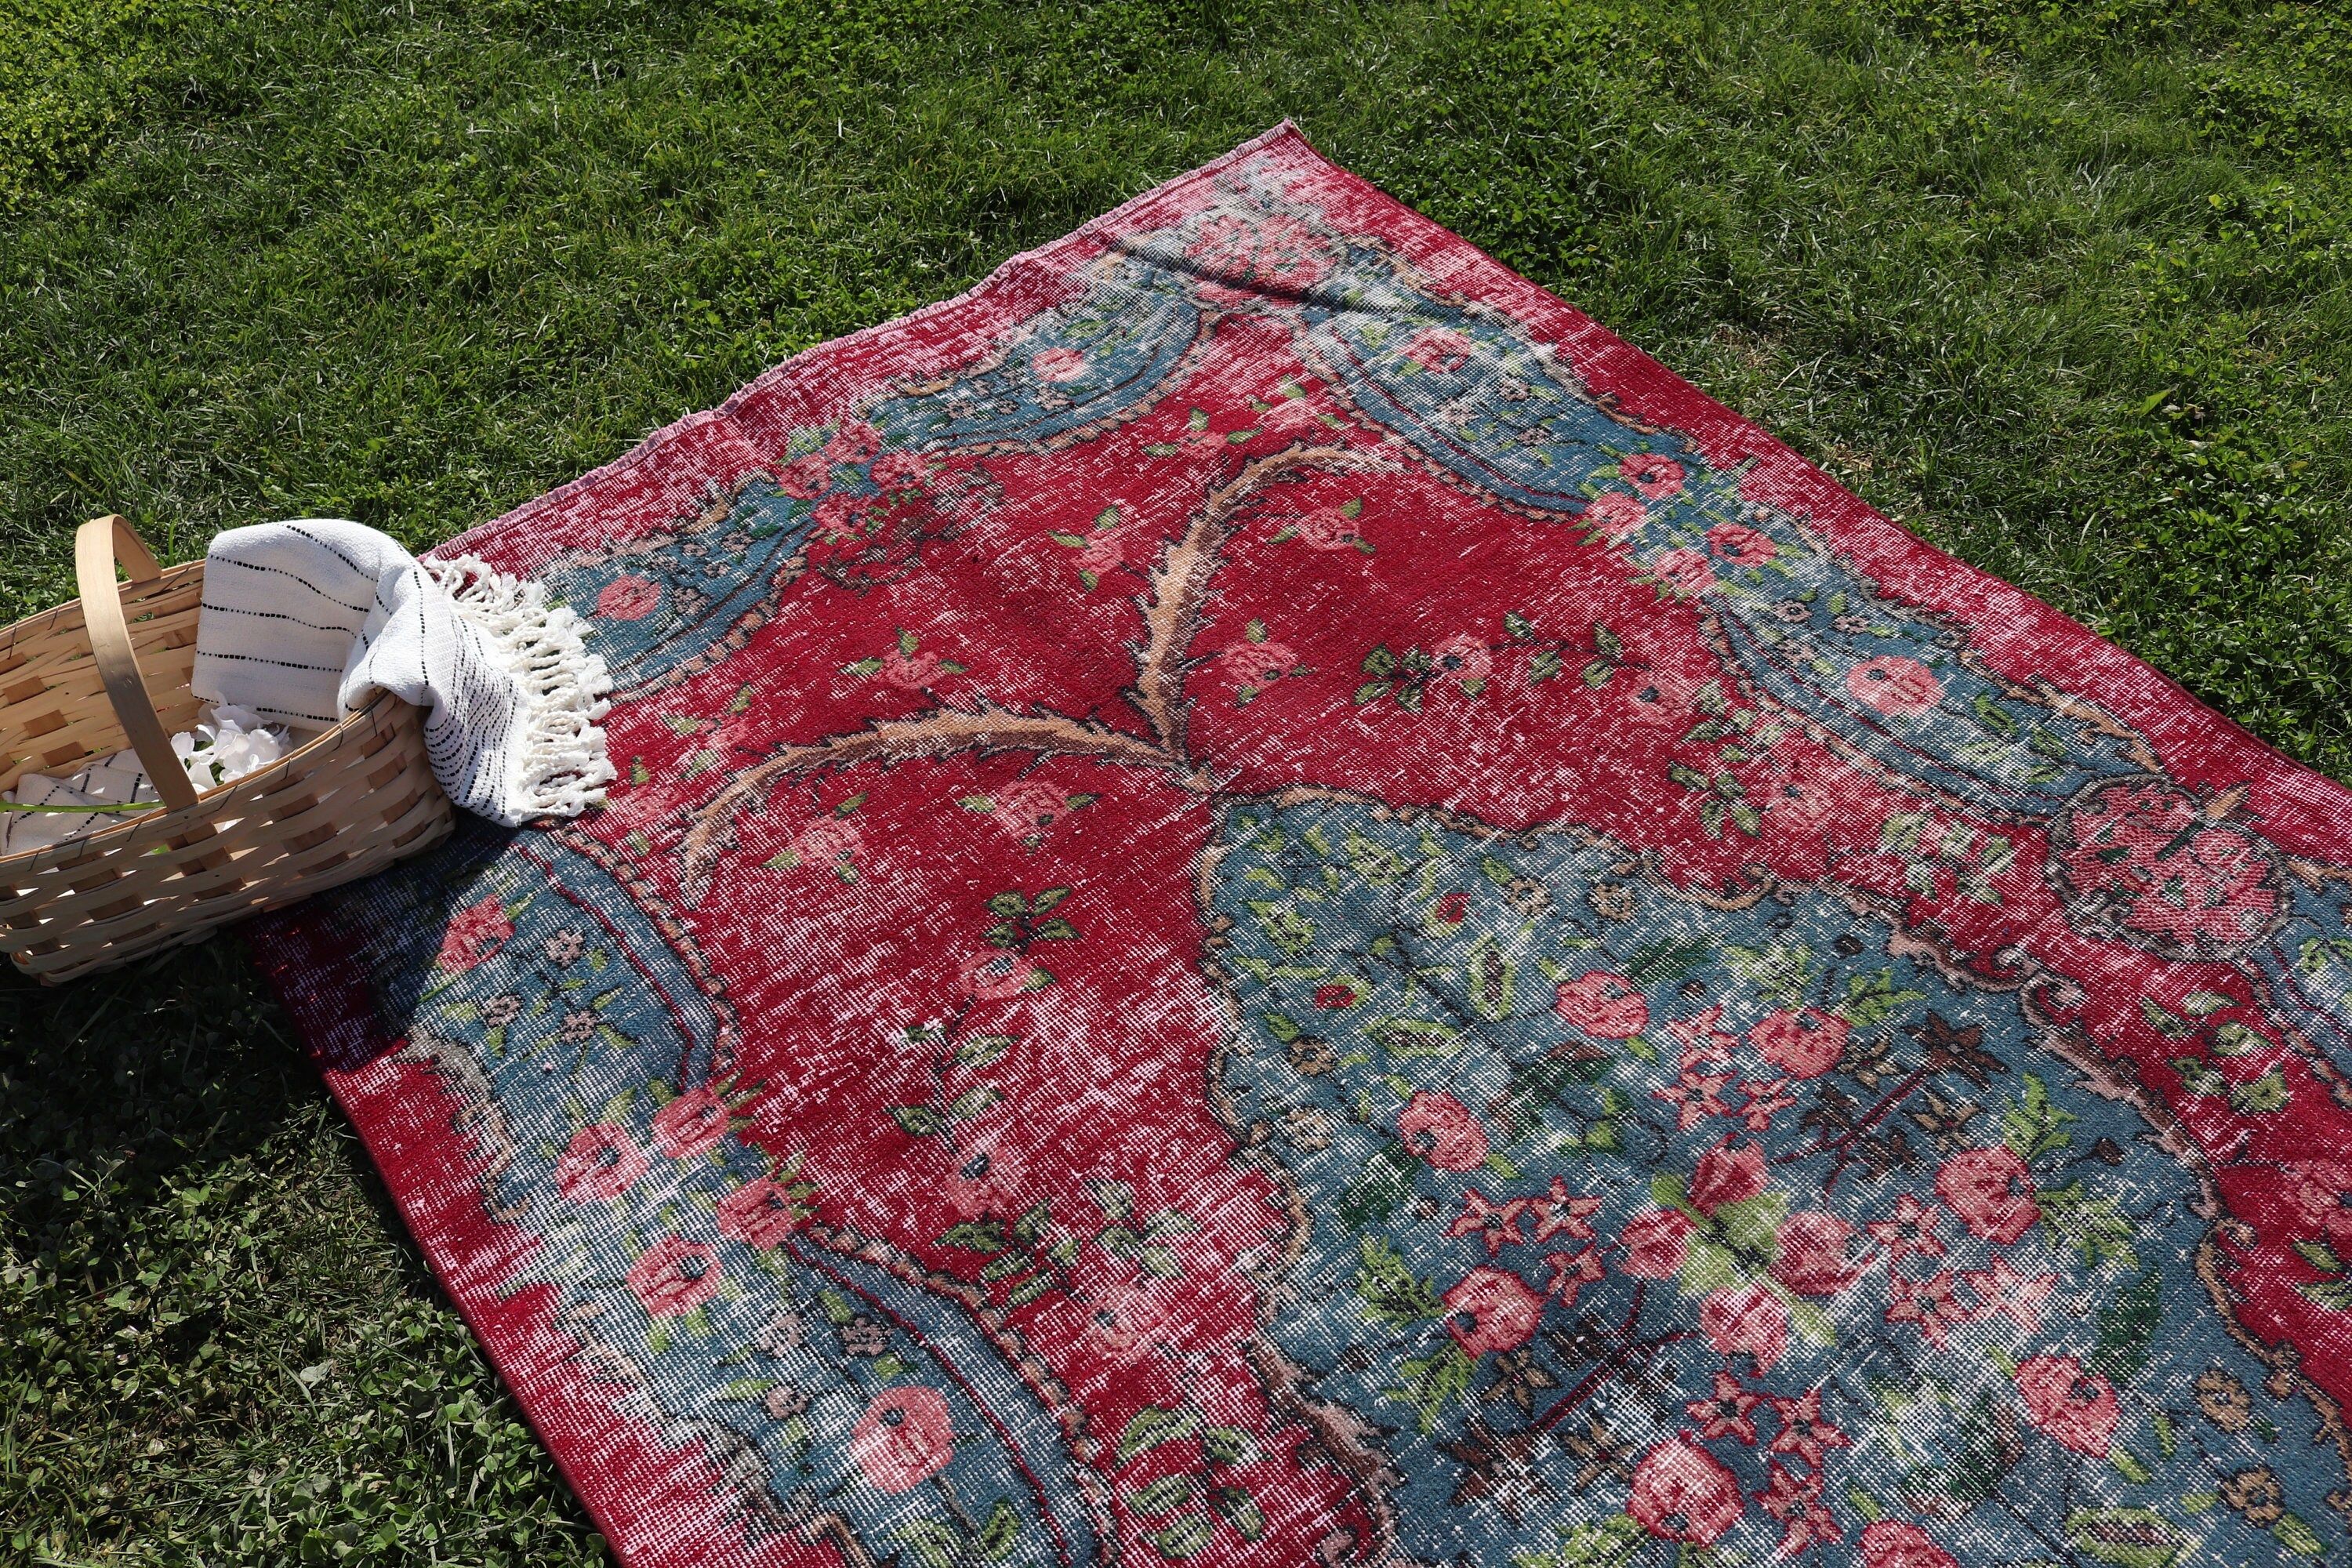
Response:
[249, 125, 2352, 1568]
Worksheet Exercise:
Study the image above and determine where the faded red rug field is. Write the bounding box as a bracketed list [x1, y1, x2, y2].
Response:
[249, 125, 2352, 1568]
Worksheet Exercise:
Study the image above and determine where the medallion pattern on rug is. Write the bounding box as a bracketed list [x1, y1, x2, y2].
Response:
[253, 126, 2352, 1568]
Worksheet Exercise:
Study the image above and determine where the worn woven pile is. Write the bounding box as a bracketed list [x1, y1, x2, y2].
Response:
[249, 126, 2352, 1568]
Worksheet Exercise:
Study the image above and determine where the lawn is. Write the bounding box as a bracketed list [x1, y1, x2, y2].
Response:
[2, 0, 2347, 1560]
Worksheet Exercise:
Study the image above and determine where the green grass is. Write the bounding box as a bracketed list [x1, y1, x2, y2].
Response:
[2, 0, 2346, 1559]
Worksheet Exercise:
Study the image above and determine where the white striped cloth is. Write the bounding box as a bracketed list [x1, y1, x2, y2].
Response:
[191, 520, 615, 826]
[0, 750, 160, 855]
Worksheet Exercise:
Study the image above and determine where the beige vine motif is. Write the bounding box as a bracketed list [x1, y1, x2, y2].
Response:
[676, 441, 1385, 903]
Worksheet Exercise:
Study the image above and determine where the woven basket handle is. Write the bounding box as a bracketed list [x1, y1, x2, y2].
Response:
[74, 516, 201, 813]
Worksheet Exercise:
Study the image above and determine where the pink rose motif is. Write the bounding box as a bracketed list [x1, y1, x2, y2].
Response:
[822, 421, 881, 465]
[1627, 1437, 1744, 1544]
[1700, 1282, 1789, 1374]
[651, 1086, 731, 1160]
[1293, 506, 1365, 551]
[1748, 1008, 1850, 1078]
[2053, 780, 2281, 954]
[1406, 328, 1474, 374]
[792, 815, 861, 868]
[1624, 670, 1697, 728]
[1935, 1145, 2039, 1244]
[878, 647, 944, 690]
[1435, 891, 1471, 924]
[1860, 1521, 1961, 1568]
[1223, 641, 1298, 688]
[625, 1236, 721, 1318]
[1582, 491, 1648, 540]
[1398, 1091, 1490, 1172]
[1031, 346, 1088, 383]
[2014, 1354, 2119, 1457]
[1623, 452, 1686, 499]
[1554, 972, 1650, 1039]
[436, 896, 512, 972]
[942, 1133, 1027, 1219]
[1689, 1142, 1770, 1214]
[869, 451, 929, 491]
[1183, 212, 1332, 302]
[1442, 1266, 1545, 1356]
[777, 452, 834, 499]
[1084, 1279, 1176, 1367]
[1772, 1210, 1862, 1297]
[595, 574, 662, 622]
[850, 1387, 956, 1493]
[714, 1177, 804, 1248]
[554, 1124, 649, 1203]
[1706, 522, 1777, 565]
[1650, 548, 1715, 597]
[1431, 634, 1493, 685]
[1846, 655, 1944, 717]
[1259, 392, 1326, 433]
[1619, 1207, 1695, 1278]
[960, 950, 1040, 1002]
[2287, 1160, 2352, 1247]
[813, 492, 869, 540]
[1076, 533, 1123, 575]
[991, 779, 1073, 840]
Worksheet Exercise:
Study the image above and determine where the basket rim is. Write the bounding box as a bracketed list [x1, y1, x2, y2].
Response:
[0, 685, 416, 871]
[0, 554, 203, 658]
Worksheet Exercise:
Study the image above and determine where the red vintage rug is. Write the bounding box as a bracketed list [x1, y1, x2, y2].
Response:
[250, 125, 2352, 1568]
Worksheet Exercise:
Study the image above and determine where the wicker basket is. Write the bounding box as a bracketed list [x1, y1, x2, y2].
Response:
[0, 517, 454, 982]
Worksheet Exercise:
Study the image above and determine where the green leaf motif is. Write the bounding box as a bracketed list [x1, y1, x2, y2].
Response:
[1842, 967, 1927, 1028]
[1356, 1236, 1444, 1325]
[2296, 1278, 2352, 1311]
[946, 1084, 1001, 1120]
[2089, 1269, 2161, 1383]
[1209, 1486, 1266, 1542]
[2228, 1066, 2289, 1115]
[976, 1501, 1022, 1562]
[2001, 1073, 2078, 1163]
[2038, 1181, 2138, 1271]
[898, 1518, 963, 1568]
[1385, 1344, 1475, 1432]
[1344, 831, 1407, 885]
[1466, 941, 1515, 1020]
[1117, 1405, 1203, 1464]
[2292, 1239, 2343, 1272]
[1339, 1139, 1420, 1227]
[1146, 1515, 1215, 1561]
[953, 1033, 1018, 1069]
[1721, 941, 1815, 1007]
[938, 1220, 1007, 1254]
[2063, 1508, 2184, 1568]
[890, 1105, 943, 1137]
[1129, 1473, 1195, 1515]
[1200, 1425, 1258, 1466]
[1622, 938, 1711, 985]
[2274, 1512, 2326, 1557]
[1512, 1512, 1646, 1568]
